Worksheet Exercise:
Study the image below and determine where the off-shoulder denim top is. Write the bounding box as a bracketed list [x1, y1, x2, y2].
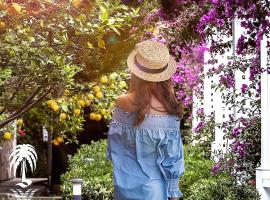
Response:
[107, 107, 184, 200]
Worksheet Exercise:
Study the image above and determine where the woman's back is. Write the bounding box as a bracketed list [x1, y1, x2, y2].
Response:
[107, 40, 185, 200]
[107, 96, 184, 200]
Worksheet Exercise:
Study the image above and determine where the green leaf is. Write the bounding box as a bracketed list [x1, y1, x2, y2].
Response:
[87, 42, 94, 49]
[134, 7, 140, 14]
[5, 32, 16, 42]
[99, 5, 109, 22]
[111, 27, 121, 35]
[61, 104, 68, 112]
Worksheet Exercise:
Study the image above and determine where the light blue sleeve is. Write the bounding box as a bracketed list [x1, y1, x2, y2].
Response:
[106, 137, 112, 160]
[106, 119, 119, 161]
[159, 132, 185, 198]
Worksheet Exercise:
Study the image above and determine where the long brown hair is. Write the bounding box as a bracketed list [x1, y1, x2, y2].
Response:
[128, 74, 183, 126]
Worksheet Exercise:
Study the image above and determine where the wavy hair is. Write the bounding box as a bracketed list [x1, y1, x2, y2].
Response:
[128, 74, 183, 126]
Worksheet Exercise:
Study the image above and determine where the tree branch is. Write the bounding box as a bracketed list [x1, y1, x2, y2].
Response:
[0, 86, 53, 129]
[10, 86, 43, 117]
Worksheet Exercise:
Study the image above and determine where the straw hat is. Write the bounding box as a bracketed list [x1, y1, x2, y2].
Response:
[127, 40, 177, 82]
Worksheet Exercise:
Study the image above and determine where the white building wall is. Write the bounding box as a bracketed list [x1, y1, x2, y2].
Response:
[256, 35, 270, 200]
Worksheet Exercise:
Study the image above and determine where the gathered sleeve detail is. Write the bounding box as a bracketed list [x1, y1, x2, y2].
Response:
[157, 131, 185, 198]
[107, 119, 121, 161]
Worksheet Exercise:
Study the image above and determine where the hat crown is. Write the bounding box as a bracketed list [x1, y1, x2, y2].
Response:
[136, 40, 170, 69]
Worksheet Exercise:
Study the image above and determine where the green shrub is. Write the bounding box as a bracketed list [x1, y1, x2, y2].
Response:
[180, 145, 215, 198]
[61, 139, 215, 199]
[60, 140, 113, 200]
[186, 175, 260, 200]
[61, 140, 259, 200]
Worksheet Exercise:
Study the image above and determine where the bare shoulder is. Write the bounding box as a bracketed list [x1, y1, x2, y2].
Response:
[115, 94, 129, 107]
[115, 93, 136, 112]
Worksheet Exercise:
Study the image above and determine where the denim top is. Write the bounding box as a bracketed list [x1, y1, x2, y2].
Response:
[107, 107, 185, 199]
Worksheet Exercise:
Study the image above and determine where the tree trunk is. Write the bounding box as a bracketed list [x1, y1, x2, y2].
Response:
[0, 136, 16, 181]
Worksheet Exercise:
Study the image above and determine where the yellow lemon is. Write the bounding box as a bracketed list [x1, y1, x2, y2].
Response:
[51, 104, 59, 112]
[94, 114, 102, 121]
[64, 89, 70, 96]
[0, 21, 5, 30]
[89, 113, 96, 120]
[56, 136, 63, 143]
[74, 109, 81, 116]
[78, 99, 86, 107]
[3, 132, 12, 140]
[119, 80, 127, 88]
[47, 100, 55, 106]
[96, 91, 103, 99]
[100, 76, 108, 84]
[60, 113, 67, 121]
[93, 86, 100, 93]
[87, 94, 94, 100]
[16, 119, 24, 126]
[101, 109, 107, 115]
[53, 140, 60, 146]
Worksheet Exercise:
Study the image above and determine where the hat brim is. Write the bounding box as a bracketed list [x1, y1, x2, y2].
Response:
[127, 49, 177, 82]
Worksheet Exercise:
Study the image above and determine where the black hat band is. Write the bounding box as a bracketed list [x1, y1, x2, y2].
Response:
[134, 55, 168, 74]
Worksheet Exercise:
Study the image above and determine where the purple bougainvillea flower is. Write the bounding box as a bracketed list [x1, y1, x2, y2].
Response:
[236, 35, 247, 55]
[231, 127, 241, 137]
[241, 84, 248, 93]
[240, 118, 249, 127]
[194, 121, 205, 133]
[217, 19, 225, 27]
[196, 108, 204, 116]
[232, 140, 248, 158]
[212, 163, 221, 174]
[219, 73, 235, 89]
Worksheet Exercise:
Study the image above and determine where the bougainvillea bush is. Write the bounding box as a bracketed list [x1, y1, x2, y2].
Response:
[198, 0, 269, 184]
[148, 0, 269, 187]
[191, 112, 215, 159]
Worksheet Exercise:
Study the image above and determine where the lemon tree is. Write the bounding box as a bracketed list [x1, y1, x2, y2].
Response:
[40, 70, 128, 144]
[88, 71, 129, 121]
[0, 0, 156, 130]
[0, 114, 16, 142]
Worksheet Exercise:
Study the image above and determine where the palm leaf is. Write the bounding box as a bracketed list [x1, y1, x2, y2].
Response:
[25, 151, 37, 171]
[25, 156, 34, 173]
[9, 144, 38, 180]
